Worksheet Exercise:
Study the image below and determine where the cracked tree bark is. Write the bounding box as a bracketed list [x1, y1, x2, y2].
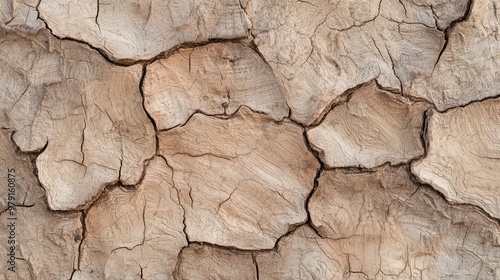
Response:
[1, 0, 500, 279]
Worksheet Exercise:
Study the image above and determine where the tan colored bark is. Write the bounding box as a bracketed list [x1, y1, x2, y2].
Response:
[1, 0, 500, 278]
[175, 243, 257, 280]
[412, 98, 500, 219]
[144, 42, 288, 130]
[409, 0, 500, 110]
[38, 0, 248, 61]
[159, 107, 319, 249]
[257, 166, 500, 279]
[1, 29, 156, 211]
[74, 156, 186, 280]
[307, 84, 429, 168]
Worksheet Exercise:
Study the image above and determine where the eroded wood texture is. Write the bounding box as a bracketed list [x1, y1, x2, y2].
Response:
[74, 156, 186, 280]
[409, 0, 500, 110]
[143, 42, 288, 130]
[1, 0, 500, 278]
[38, 0, 248, 61]
[0, 0, 44, 32]
[1, 29, 156, 211]
[412, 98, 500, 219]
[175, 243, 257, 280]
[307, 84, 429, 168]
[159, 107, 319, 249]
[247, 0, 468, 124]
[257, 166, 500, 279]
[0, 130, 82, 280]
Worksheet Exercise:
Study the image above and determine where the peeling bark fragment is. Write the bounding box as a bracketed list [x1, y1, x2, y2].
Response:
[74, 156, 186, 280]
[412, 98, 500, 219]
[143, 42, 289, 130]
[175, 243, 257, 280]
[409, 0, 500, 110]
[158, 107, 319, 250]
[0, 29, 156, 211]
[307, 84, 429, 168]
[38, 0, 248, 61]
[257, 166, 500, 279]
[248, 0, 466, 124]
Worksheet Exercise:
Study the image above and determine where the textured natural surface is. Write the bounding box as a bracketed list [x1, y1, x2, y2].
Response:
[307, 84, 429, 168]
[248, 0, 469, 124]
[38, 0, 248, 61]
[409, 0, 500, 110]
[2, 0, 500, 278]
[1, 130, 82, 280]
[144, 42, 288, 130]
[74, 156, 186, 280]
[175, 243, 257, 280]
[413, 98, 500, 219]
[257, 166, 500, 279]
[1, 29, 156, 211]
[159, 107, 319, 249]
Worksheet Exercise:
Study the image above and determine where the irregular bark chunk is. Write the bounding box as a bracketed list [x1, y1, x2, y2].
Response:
[1, 29, 156, 210]
[38, 0, 248, 61]
[144, 43, 288, 130]
[248, 0, 467, 124]
[158, 107, 319, 249]
[307, 84, 429, 168]
[412, 98, 500, 219]
[257, 166, 500, 279]
[409, 0, 500, 110]
[74, 156, 186, 280]
[175, 243, 257, 280]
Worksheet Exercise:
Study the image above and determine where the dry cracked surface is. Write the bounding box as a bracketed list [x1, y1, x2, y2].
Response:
[1, 0, 500, 279]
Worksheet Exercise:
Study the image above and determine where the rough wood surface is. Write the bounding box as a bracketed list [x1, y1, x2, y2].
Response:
[409, 0, 500, 110]
[257, 166, 500, 279]
[144, 42, 288, 130]
[74, 156, 186, 280]
[248, 0, 468, 124]
[1, 29, 156, 211]
[307, 84, 429, 168]
[159, 107, 319, 249]
[2, 0, 500, 278]
[175, 243, 257, 280]
[0, 130, 82, 280]
[38, 0, 248, 61]
[412, 98, 500, 219]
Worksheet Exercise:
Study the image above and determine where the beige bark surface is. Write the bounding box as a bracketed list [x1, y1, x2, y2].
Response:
[1, 29, 156, 211]
[307, 84, 429, 168]
[144, 42, 288, 130]
[158, 107, 319, 249]
[74, 156, 186, 280]
[409, 0, 500, 110]
[257, 166, 500, 279]
[175, 243, 257, 280]
[247, 0, 468, 124]
[38, 0, 248, 61]
[412, 98, 500, 219]
[0, 130, 82, 280]
[1, 0, 500, 279]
